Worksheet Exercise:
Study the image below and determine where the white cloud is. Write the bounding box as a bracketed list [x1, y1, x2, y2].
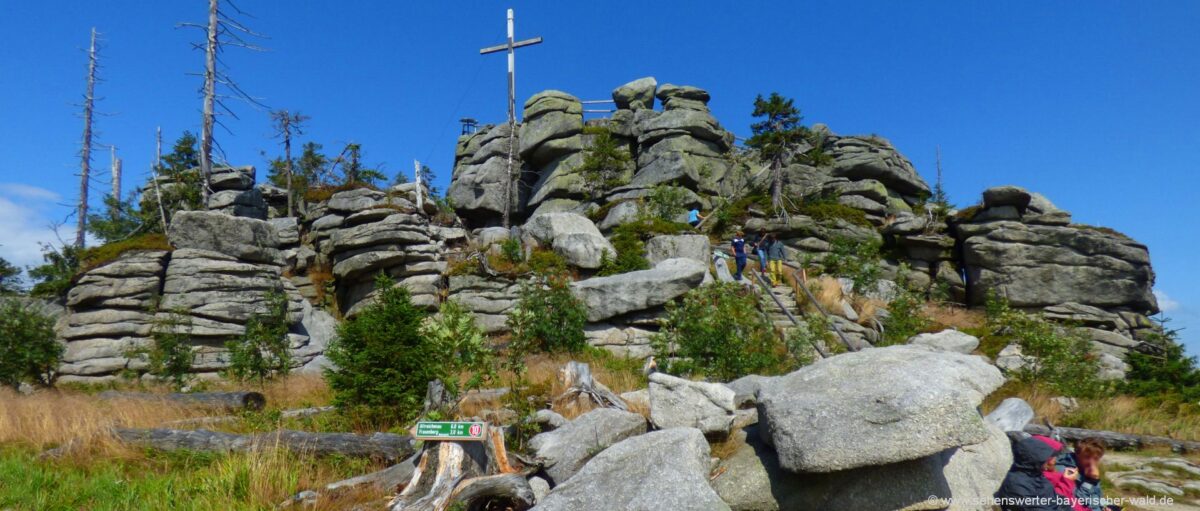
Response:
[0, 184, 76, 272]
[1154, 289, 1181, 313]
[0, 183, 61, 202]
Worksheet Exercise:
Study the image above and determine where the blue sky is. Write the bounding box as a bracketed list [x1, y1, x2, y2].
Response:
[1, 1, 1197, 353]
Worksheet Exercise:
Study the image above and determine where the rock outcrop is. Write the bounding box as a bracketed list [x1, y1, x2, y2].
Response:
[570, 258, 707, 322]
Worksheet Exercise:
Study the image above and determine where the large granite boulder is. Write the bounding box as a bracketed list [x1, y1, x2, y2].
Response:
[523, 212, 614, 269]
[570, 258, 707, 322]
[519, 90, 583, 167]
[209, 165, 255, 191]
[612, 77, 657, 110]
[959, 220, 1156, 311]
[529, 407, 647, 484]
[168, 210, 282, 265]
[447, 123, 520, 224]
[531, 428, 730, 511]
[644, 234, 710, 265]
[207, 187, 267, 219]
[983, 397, 1035, 433]
[827, 134, 930, 197]
[648, 372, 736, 438]
[756, 345, 1004, 473]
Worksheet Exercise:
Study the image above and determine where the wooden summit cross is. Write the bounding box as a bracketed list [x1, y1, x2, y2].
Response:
[480, 8, 542, 228]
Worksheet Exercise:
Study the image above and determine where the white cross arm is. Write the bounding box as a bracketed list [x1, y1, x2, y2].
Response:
[479, 37, 543, 55]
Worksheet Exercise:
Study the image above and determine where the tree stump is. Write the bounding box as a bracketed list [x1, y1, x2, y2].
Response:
[553, 361, 628, 413]
[388, 425, 532, 511]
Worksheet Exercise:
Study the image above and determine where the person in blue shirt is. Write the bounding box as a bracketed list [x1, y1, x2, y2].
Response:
[687, 208, 706, 228]
[731, 231, 748, 280]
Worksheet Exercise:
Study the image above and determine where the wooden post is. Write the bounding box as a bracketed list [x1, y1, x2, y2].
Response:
[76, 27, 99, 248]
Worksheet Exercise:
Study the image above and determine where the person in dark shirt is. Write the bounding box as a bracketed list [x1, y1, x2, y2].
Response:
[731, 231, 748, 280]
[996, 436, 1075, 511]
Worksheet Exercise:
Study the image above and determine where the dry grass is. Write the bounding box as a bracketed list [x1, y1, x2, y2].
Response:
[0, 387, 207, 453]
[924, 303, 985, 331]
[248, 373, 333, 410]
[984, 381, 1200, 442]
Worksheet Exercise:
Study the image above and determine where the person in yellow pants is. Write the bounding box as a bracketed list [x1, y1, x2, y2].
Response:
[766, 233, 786, 284]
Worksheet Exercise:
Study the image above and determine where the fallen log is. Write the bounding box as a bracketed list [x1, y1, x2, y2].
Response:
[325, 452, 421, 492]
[161, 405, 335, 427]
[113, 428, 415, 462]
[99, 391, 266, 412]
[1024, 424, 1200, 453]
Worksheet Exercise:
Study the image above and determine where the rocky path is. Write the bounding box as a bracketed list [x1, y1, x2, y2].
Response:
[1105, 452, 1200, 511]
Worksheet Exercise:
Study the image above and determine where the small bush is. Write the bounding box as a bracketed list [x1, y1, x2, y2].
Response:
[324, 274, 437, 424]
[224, 290, 292, 384]
[577, 126, 631, 199]
[507, 275, 588, 354]
[793, 198, 871, 227]
[420, 299, 495, 392]
[1121, 324, 1200, 402]
[878, 290, 932, 346]
[985, 293, 1102, 397]
[500, 237, 523, 264]
[0, 299, 63, 388]
[644, 185, 689, 222]
[302, 182, 379, 203]
[28, 244, 81, 300]
[526, 249, 569, 277]
[133, 306, 196, 389]
[597, 228, 649, 277]
[652, 282, 796, 380]
[810, 237, 883, 295]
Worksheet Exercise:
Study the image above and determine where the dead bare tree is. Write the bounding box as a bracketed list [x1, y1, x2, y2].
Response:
[151, 127, 168, 229]
[180, 0, 266, 206]
[270, 109, 309, 217]
[110, 145, 122, 201]
[75, 27, 101, 248]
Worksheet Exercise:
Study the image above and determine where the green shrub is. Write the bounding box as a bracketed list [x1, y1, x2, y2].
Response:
[419, 299, 495, 392]
[985, 293, 1102, 397]
[577, 126, 631, 199]
[0, 299, 63, 388]
[28, 244, 81, 300]
[526, 249, 568, 276]
[652, 282, 797, 380]
[507, 275, 588, 354]
[793, 198, 871, 227]
[132, 306, 196, 389]
[223, 291, 291, 384]
[1121, 324, 1200, 402]
[878, 289, 932, 346]
[811, 237, 883, 295]
[597, 228, 649, 276]
[500, 237, 523, 264]
[644, 185, 689, 222]
[324, 274, 438, 424]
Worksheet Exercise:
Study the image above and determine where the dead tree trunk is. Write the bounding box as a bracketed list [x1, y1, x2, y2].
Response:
[98, 390, 266, 412]
[152, 127, 168, 229]
[110, 146, 121, 201]
[113, 428, 415, 462]
[199, 0, 218, 206]
[1024, 424, 1200, 453]
[282, 114, 293, 216]
[76, 27, 99, 248]
[554, 361, 628, 412]
[389, 427, 531, 511]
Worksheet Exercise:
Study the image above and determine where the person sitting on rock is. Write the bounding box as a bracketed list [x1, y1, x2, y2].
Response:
[1056, 438, 1119, 511]
[730, 231, 748, 281]
[1034, 436, 1089, 511]
[995, 435, 1075, 511]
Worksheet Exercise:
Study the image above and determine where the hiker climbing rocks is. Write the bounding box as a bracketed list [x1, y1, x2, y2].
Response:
[730, 231, 748, 280]
[767, 233, 785, 284]
[751, 229, 769, 273]
[687, 208, 706, 227]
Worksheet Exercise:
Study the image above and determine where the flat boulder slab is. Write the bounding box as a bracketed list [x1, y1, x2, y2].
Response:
[570, 258, 707, 322]
[712, 426, 956, 511]
[168, 210, 282, 265]
[529, 407, 647, 485]
[531, 428, 730, 511]
[983, 397, 1034, 433]
[756, 345, 1004, 473]
[649, 372, 736, 438]
[908, 329, 980, 354]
